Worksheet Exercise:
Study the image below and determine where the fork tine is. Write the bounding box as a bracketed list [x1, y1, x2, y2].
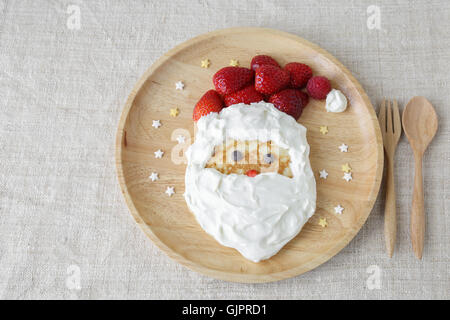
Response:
[392, 99, 401, 137]
[386, 99, 393, 133]
[379, 98, 386, 132]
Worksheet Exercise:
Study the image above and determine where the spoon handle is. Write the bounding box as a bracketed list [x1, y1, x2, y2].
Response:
[411, 153, 425, 259]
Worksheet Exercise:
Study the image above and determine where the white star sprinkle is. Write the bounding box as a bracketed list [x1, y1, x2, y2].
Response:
[319, 169, 329, 179]
[176, 135, 186, 144]
[339, 143, 348, 152]
[175, 81, 184, 90]
[154, 149, 164, 158]
[149, 172, 159, 182]
[343, 172, 353, 182]
[165, 186, 175, 197]
[334, 205, 344, 215]
[152, 120, 161, 129]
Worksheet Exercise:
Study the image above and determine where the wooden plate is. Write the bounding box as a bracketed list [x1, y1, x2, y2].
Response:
[116, 27, 383, 283]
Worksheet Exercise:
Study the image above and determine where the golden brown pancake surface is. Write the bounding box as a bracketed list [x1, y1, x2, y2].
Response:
[205, 139, 293, 178]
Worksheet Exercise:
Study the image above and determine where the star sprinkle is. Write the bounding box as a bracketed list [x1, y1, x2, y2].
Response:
[201, 59, 210, 68]
[339, 143, 348, 152]
[175, 81, 184, 90]
[152, 120, 161, 129]
[319, 169, 329, 179]
[149, 172, 159, 182]
[343, 172, 353, 182]
[165, 186, 175, 197]
[154, 149, 164, 159]
[320, 126, 328, 135]
[229, 59, 239, 67]
[176, 135, 186, 144]
[334, 205, 344, 215]
[341, 163, 352, 173]
[170, 108, 179, 117]
[319, 218, 328, 228]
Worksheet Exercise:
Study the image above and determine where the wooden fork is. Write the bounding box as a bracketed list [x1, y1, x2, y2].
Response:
[378, 98, 402, 257]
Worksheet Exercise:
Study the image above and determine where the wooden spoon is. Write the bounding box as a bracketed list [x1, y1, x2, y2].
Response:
[402, 96, 438, 259]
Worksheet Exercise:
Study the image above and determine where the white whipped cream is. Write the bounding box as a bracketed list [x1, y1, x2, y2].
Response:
[184, 102, 316, 263]
[325, 89, 347, 112]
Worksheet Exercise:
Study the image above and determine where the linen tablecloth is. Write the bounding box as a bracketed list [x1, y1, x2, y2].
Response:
[0, 0, 448, 299]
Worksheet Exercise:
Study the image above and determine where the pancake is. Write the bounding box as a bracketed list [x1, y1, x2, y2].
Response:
[205, 139, 293, 178]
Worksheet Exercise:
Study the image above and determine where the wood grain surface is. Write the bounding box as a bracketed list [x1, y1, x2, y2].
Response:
[402, 96, 438, 259]
[378, 99, 401, 257]
[115, 27, 383, 282]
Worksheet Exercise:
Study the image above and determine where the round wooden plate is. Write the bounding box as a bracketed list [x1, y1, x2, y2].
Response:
[116, 27, 383, 283]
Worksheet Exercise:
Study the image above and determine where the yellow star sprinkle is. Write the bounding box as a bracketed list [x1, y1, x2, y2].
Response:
[341, 163, 352, 173]
[319, 218, 328, 228]
[229, 59, 239, 67]
[319, 126, 328, 135]
[170, 108, 179, 117]
[201, 59, 210, 68]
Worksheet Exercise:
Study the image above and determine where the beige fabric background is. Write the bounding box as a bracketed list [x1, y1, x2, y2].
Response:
[0, 0, 448, 299]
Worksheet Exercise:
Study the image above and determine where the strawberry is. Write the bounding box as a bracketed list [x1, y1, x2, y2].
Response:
[246, 169, 259, 177]
[223, 85, 264, 107]
[306, 76, 331, 100]
[297, 91, 309, 108]
[250, 55, 280, 71]
[254, 65, 290, 95]
[268, 89, 305, 120]
[212, 67, 254, 95]
[284, 62, 313, 88]
[192, 90, 224, 121]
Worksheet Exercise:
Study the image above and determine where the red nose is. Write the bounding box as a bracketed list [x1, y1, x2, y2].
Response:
[246, 170, 259, 177]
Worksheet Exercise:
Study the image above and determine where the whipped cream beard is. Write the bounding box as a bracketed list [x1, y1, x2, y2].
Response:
[184, 102, 316, 263]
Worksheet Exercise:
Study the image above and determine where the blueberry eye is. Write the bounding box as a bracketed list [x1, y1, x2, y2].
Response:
[263, 153, 275, 164]
[231, 150, 243, 161]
